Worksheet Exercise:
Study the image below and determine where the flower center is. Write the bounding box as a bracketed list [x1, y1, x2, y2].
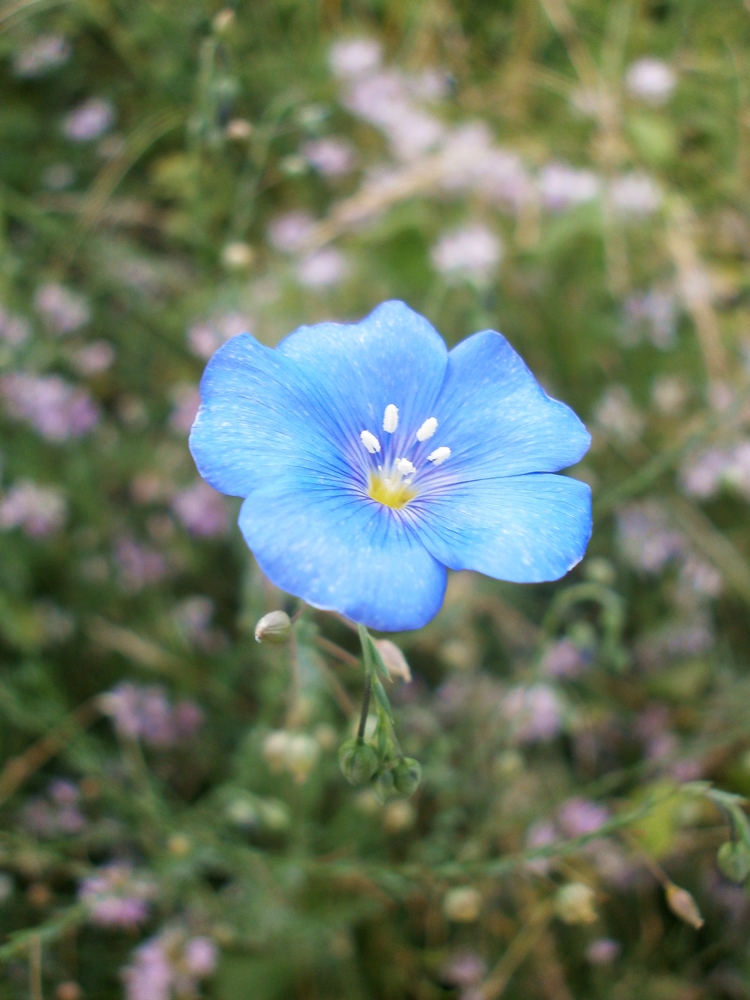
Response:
[367, 469, 418, 509]
[360, 405, 451, 510]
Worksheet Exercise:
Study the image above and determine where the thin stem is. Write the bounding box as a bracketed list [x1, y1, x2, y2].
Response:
[29, 935, 42, 1000]
[357, 623, 375, 740]
[357, 672, 372, 741]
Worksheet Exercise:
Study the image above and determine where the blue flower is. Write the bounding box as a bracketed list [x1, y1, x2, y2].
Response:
[189, 301, 592, 631]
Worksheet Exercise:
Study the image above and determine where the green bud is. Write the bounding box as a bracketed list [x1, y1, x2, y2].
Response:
[717, 841, 750, 883]
[254, 611, 292, 644]
[393, 757, 422, 797]
[338, 739, 379, 786]
[372, 768, 396, 803]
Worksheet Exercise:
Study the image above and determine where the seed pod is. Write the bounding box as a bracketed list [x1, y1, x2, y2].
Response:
[254, 611, 292, 644]
[665, 882, 704, 929]
[393, 757, 422, 797]
[717, 841, 750, 883]
[338, 738, 379, 786]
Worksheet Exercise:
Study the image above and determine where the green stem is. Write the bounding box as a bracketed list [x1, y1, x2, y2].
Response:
[357, 624, 374, 740]
[357, 672, 372, 740]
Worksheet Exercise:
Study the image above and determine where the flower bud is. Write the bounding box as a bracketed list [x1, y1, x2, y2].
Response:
[338, 738, 378, 786]
[555, 883, 598, 925]
[374, 639, 412, 682]
[665, 882, 704, 929]
[717, 841, 750, 883]
[222, 241, 255, 270]
[212, 9, 235, 33]
[393, 757, 422, 797]
[226, 119, 253, 141]
[372, 768, 395, 803]
[254, 611, 292, 644]
[443, 886, 482, 923]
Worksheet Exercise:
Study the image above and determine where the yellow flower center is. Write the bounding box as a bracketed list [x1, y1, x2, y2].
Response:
[367, 470, 417, 510]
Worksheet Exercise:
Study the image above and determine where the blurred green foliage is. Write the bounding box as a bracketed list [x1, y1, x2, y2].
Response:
[3, 1, 750, 998]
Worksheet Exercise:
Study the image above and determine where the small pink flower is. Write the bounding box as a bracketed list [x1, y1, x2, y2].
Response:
[79, 863, 156, 928]
[63, 98, 115, 141]
[35, 283, 90, 334]
[172, 482, 229, 537]
[1, 373, 99, 441]
[0, 480, 67, 537]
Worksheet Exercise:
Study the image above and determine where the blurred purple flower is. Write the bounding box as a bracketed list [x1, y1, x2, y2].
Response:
[123, 929, 217, 1000]
[0, 307, 30, 347]
[0, 480, 67, 537]
[441, 952, 487, 988]
[681, 441, 750, 502]
[172, 481, 229, 537]
[502, 683, 563, 743]
[172, 701, 205, 740]
[79, 863, 156, 928]
[21, 783, 85, 839]
[586, 938, 621, 964]
[343, 68, 444, 160]
[440, 124, 532, 214]
[296, 248, 348, 288]
[558, 797, 609, 837]
[184, 937, 217, 977]
[524, 819, 559, 874]
[34, 283, 90, 334]
[102, 683, 203, 747]
[610, 172, 662, 217]
[302, 137, 355, 176]
[538, 162, 600, 211]
[626, 58, 676, 105]
[622, 289, 678, 350]
[63, 98, 115, 141]
[69, 341, 116, 376]
[114, 538, 170, 592]
[329, 38, 382, 79]
[431, 225, 502, 285]
[540, 638, 589, 679]
[267, 211, 315, 253]
[1, 373, 99, 441]
[123, 937, 173, 1000]
[616, 501, 685, 573]
[13, 35, 71, 78]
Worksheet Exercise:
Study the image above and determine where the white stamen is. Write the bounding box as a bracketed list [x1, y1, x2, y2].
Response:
[428, 446, 451, 466]
[395, 458, 416, 477]
[383, 404, 399, 433]
[416, 417, 438, 442]
[360, 430, 381, 454]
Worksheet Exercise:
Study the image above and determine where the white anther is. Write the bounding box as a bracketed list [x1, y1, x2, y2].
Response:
[416, 417, 438, 442]
[428, 446, 451, 466]
[395, 458, 416, 477]
[360, 430, 381, 454]
[383, 404, 399, 433]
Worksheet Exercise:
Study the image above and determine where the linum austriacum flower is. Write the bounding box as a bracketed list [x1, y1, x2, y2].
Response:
[189, 301, 592, 793]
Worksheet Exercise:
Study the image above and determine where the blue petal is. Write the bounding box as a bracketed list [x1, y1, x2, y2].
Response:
[428, 330, 590, 484]
[277, 300, 449, 445]
[417, 473, 592, 583]
[190, 333, 351, 498]
[238, 482, 447, 632]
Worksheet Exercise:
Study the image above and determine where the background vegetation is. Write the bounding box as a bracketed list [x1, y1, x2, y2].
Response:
[2, 0, 750, 997]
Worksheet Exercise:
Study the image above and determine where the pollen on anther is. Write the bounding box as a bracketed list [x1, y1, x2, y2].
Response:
[428, 446, 451, 465]
[383, 404, 399, 433]
[416, 417, 438, 442]
[360, 430, 381, 454]
[395, 458, 416, 477]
